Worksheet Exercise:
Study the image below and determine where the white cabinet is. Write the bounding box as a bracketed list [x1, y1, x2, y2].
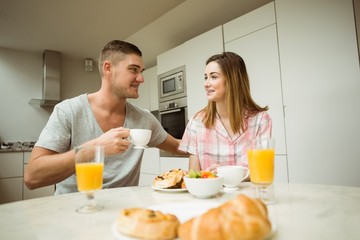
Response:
[23, 152, 54, 199]
[157, 44, 186, 75]
[140, 148, 160, 175]
[224, 26, 286, 155]
[276, 0, 360, 186]
[147, 67, 159, 111]
[223, 2, 276, 43]
[274, 155, 288, 183]
[184, 26, 224, 119]
[0, 152, 23, 203]
[139, 150, 189, 186]
[223, 2, 288, 182]
[23, 164, 54, 200]
[127, 66, 157, 110]
[160, 157, 189, 173]
[0, 178, 23, 203]
[0, 152, 54, 203]
[139, 148, 160, 186]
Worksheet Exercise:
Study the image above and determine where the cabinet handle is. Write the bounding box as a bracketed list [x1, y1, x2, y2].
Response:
[159, 108, 182, 114]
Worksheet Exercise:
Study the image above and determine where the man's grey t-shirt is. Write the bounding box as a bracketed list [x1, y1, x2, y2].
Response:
[35, 94, 167, 195]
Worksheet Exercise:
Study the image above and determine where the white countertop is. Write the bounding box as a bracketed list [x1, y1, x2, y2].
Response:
[0, 183, 359, 240]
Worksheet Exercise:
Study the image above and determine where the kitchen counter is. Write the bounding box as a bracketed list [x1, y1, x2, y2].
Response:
[0, 141, 35, 152]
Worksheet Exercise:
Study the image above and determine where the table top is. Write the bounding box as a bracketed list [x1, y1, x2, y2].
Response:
[0, 183, 359, 240]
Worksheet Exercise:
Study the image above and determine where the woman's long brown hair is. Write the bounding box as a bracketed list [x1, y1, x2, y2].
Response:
[200, 52, 268, 133]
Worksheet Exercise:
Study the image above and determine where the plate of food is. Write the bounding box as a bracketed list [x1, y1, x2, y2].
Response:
[151, 168, 187, 192]
[111, 194, 276, 240]
[111, 202, 220, 240]
[151, 186, 188, 192]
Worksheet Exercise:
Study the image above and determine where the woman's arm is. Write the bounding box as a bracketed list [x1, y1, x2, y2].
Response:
[189, 155, 201, 171]
[156, 134, 188, 156]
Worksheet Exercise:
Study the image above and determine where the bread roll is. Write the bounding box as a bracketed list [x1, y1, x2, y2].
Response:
[178, 194, 271, 240]
[153, 168, 186, 189]
[117, 208, 180, 240]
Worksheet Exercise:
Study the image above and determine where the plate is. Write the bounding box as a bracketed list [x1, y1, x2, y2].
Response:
[151, 186, 188, 192]
[111, 202, 276, 240]
[111, 202, 220, 240]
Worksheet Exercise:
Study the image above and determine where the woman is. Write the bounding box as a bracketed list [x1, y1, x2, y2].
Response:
[179, 52, 272, 172]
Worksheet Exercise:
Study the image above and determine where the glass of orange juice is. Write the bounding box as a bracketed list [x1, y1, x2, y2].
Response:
[75, 145, 104, 213]
[247, 138, 276, 204]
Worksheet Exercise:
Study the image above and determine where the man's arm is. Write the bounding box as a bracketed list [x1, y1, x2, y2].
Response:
[25, 127, 131, 189]
[156, 134, 188, 156]
[24, 147, 75, 189]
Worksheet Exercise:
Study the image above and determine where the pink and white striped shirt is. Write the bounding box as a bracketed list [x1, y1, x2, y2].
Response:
[179, 111, 272, 170]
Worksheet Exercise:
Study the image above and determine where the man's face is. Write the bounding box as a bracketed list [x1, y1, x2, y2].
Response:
[111, 53, 145, 99]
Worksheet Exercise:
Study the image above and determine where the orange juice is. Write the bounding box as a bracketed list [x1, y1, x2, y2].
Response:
[76, 162, 104, 192]
[247, 149, 275, 184]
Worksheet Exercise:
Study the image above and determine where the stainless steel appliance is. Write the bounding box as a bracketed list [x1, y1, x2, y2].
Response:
[159, 97, 188, 139]
[158, 67, 188, 157]
[158, 66, 186, 102]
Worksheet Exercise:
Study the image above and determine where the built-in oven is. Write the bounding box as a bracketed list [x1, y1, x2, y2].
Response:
[159, 97, 188, 139]
[158, 66, 188, 157]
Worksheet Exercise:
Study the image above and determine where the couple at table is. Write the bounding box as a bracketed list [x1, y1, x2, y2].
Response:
[24, 40, 272, 195]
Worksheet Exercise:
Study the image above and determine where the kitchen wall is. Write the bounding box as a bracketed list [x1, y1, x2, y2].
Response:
[0, 48, 100, 142]
[355, 0, 360, 58]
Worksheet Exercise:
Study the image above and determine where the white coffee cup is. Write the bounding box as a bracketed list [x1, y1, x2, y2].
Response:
[130, 129, 152, 149]
[216, 165, 250, 191]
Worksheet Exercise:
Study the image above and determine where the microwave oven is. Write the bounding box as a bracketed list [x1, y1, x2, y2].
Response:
[158, 66, 186, 102]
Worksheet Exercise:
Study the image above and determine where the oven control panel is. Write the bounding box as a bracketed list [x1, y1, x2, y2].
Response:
[159, 97, 187, 112]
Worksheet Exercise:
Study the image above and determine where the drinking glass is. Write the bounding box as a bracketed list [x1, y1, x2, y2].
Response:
[247, 138, 276, 204]
[75, 145, 104, 213]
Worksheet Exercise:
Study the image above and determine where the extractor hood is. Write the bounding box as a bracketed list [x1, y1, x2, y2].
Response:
[29, 50, 61, 107]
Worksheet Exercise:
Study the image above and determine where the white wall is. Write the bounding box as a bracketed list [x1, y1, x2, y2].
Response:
[0, 48, 100, 142]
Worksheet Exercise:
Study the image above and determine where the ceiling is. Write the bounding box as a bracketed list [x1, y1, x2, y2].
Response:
[0, 0, 272, 68]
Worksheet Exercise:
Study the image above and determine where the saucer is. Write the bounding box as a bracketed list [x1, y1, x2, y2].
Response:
[134, 145, 147, 149]
[223, 186, 239, 192]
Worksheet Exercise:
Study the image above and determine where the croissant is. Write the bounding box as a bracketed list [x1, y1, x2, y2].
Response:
[178, 194, 271, 240]
[117, 208, 180, 240]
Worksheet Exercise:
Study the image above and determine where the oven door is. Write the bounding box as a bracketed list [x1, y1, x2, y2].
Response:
[159, 107, 187, 139]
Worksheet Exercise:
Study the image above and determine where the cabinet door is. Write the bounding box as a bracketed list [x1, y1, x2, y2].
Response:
[160, 157, 189, 173]
[139, 173, 158, 186]
[184, 26, 224, 119]
[223, 2, 275, 43]
[0, 152, 23, 177]
[157, 44, 186, 75]
[147, 66, 159, 111]
[0, 178, 23, 204]
[23, 163, 54, 199]
[274, 155, 288, 183]
[140, 148, 160, 175]
[225, 25, 286, 156]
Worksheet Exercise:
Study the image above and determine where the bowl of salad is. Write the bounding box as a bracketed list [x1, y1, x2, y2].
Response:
[184, 170, 224, 198]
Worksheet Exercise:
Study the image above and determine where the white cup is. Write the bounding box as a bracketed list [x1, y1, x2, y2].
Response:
[130, 129, 152, 149]
[216, 165, 250, 191]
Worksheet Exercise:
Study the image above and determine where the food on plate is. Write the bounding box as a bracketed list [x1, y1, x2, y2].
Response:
[117, 208, 180, 240]
[187, 169, 217, 178]
[178, 194, 271, 240]
[153, 168, 186, 189]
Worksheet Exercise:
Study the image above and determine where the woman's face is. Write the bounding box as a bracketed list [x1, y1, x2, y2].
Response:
[204, 61, 226, 103]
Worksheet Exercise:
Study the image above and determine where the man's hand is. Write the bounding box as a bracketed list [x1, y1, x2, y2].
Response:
[86, 127, 131, 156]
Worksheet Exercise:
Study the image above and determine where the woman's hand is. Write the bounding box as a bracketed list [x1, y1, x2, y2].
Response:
[204, 163, 221, 174]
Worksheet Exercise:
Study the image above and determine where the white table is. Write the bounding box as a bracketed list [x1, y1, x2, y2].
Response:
[0, 183, 359, 239]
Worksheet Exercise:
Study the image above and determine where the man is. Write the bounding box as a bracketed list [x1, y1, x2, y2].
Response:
[24, 40, 184, 195]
